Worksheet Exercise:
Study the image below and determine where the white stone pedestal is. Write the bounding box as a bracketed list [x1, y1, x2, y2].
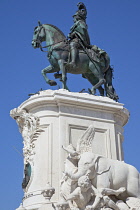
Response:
[11, 89, 129, 210]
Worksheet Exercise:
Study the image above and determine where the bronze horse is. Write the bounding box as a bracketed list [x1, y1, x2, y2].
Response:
[32, 22, 118, 101]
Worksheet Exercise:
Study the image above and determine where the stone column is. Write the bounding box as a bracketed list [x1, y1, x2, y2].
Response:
[10, 89, 129, 210]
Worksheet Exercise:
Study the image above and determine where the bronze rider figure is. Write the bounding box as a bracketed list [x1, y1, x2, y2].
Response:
[68, 2, 91, 68]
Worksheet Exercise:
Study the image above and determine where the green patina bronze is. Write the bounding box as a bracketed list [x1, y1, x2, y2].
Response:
[32, 2, 118, 101]
[22, 163, 31, 189]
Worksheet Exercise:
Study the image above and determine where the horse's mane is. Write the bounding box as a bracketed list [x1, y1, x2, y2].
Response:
[44, 24, 66, 38]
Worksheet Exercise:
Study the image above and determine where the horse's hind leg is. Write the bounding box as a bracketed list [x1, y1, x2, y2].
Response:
[89, 63, 105, 95]
[83, 73, 104, 96]
[41, 65, 57, 86]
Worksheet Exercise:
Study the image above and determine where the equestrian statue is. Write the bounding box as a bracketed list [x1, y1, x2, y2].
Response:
[32, 2, 119, 101]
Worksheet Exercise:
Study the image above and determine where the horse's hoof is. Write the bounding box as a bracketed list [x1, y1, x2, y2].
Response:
[92, 91, 96, 95]
[49, 80, 57, 86]
[91, 88, 96, 95]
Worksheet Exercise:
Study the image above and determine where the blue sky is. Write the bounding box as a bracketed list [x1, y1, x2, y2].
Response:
[0, 0, 140, 209]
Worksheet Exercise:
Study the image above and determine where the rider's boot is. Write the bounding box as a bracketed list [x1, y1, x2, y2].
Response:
[68, 45, 78, 69]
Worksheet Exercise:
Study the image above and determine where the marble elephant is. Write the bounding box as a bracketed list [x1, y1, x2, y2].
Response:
[65, 152, 140, 200]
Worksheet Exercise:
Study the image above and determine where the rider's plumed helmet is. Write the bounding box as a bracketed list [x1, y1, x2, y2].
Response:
[73, 2, 87, 20]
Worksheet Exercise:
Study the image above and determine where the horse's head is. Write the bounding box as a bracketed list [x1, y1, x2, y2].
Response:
[32, 21, 45, 48]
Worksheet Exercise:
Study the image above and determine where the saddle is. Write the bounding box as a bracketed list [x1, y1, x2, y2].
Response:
[75, 45, 107, 63]
[88, 45, 107, 63]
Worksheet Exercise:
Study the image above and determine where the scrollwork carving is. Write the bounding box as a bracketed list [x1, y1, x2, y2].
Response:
[10, 107, 44, 164]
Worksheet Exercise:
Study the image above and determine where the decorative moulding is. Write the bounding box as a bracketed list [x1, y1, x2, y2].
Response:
[19, 89, 129, 126]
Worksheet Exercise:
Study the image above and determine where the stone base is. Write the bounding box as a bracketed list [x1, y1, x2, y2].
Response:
[11, 89, 129, 210]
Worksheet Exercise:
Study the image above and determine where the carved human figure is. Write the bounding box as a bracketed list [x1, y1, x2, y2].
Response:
[66, 175, 96, 210]
[86, 187, 126, 210]
[62, 145, 80, 160]
[61, 125, 94, 202]
[60, 145, 79, 200]
[66, 174, 126, 210]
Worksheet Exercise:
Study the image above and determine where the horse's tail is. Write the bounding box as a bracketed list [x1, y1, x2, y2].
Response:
[104, 66, 119, 102]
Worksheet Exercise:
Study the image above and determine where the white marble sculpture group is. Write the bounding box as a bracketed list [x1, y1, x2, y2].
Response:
[54, 125, 140, 210]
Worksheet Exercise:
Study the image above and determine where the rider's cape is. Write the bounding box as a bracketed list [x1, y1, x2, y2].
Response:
[70, 20, 90, 47]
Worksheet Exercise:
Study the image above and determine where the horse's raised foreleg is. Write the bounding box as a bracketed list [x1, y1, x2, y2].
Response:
[58, 59, 69, 90]
[41, 65, 57, 86]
